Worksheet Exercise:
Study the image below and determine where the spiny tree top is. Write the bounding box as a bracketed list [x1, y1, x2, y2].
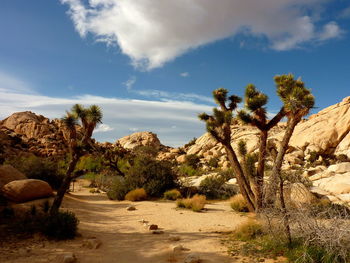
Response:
[275, 74, 315, 116]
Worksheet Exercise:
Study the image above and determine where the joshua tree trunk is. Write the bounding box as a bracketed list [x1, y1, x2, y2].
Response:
[224, 144, 256, 212]
[266, 117, 299, 204]
[50, 155, 80, 215]
[279, 178, 292, 246]
[255, 129, 268, 210]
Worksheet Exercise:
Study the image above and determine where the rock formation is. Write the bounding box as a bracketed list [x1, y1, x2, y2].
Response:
[116, 131, 162, 150]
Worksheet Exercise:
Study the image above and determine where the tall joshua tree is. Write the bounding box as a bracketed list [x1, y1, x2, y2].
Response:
[267, 74, 315, 203]
[50, 104, 103, 215]
[237, 85, 285, 209]
[199, 88, 256, 212]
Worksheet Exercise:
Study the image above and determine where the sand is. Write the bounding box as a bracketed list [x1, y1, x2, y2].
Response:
[0, 181, 284, 263]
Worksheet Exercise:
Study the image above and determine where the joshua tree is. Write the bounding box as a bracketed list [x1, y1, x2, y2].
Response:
[199, 88, 256, 212]
[50, 104, 102, 215]
[267, 74, 315, 203]
[237, 84, 285, 209]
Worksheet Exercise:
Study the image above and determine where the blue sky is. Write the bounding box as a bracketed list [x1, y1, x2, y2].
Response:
[0, 0, 349, 146]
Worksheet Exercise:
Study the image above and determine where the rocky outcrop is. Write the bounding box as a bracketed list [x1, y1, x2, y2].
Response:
[0, 111, 68, 157]
[2, 179, 53, 203]
[288, 96, 350, 157]
[117, 131, 162, 150]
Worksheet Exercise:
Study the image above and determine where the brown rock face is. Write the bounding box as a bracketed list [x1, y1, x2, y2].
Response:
[117, 131, 162, 150]
[0, 111, 68, 157]
[2, 179, 53, 203]
[0, 165, 27, 189]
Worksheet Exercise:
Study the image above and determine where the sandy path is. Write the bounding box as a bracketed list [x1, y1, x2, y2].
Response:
[1, 181, 275, 263]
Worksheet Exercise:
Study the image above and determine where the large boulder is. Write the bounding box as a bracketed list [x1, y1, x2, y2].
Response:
[288, 96, 350, 155]
[0, 165, 27, 189]
[116, 131, 162, 150]
[2, 179, 53, 203]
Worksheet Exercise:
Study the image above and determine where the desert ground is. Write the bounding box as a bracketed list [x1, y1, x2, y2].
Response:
[0, 181, 285, 263]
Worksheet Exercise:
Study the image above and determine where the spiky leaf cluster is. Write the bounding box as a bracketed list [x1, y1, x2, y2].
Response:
[275, 74, 315, 115]
[245, 84, 268, 112]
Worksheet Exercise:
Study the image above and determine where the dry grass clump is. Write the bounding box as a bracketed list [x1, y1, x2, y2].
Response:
[163, 189, 182, 200]
[176, 194, 206, 212]
[230, 194, 249, 212]
[234, 219, 264, 241]
[125, 188, 147, 201]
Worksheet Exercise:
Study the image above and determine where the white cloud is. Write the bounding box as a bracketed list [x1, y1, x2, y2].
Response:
[123, 76, 136, 91]
[61, 0, 342, 70]
[0, 86, 212, 147]
[180, 72, 189, 77]
[94, 123, 114, 133]
[129, 89, 213, 104]
[318, 21, 343, 41]
[0, 71, 35, 94]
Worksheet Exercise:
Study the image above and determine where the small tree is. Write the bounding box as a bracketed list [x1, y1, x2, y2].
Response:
[50, 104, 102, 215]
[267, 74, 315, 203]
[199, 88, 256, 212]
[238, 84, 285, 209]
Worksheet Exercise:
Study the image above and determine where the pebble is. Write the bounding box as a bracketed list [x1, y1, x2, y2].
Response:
[126, 206, 136, 211]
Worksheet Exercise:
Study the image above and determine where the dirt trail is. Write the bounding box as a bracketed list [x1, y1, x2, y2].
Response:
[1, 181, 280, 263]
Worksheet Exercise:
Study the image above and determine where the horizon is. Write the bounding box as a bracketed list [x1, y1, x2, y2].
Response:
[1, 0, 350, 147]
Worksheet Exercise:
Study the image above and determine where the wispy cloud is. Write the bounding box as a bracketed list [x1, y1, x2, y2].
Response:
[0, 86, 212, 147]
[0, 71, 36, 94]
[61, 0, 342, 70]
[180, 72, 189, 77]
[339, 6, 350, 19]
[123, 76, 137, 91]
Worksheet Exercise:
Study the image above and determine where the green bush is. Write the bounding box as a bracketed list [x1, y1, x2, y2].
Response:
[208, 157, 219, 168]
[177, 164, 202, 177]
[42, 211, 79, 240]
[76, 155, 103, 173]
[184, 137, 197, 148]
[5, 155, 64, 189]
[106, 176, 130, 200]
[164, 189, 182, 200]
[125, 188, 147, 201]
[199, 175, 236, 199]
[126, 156, 177, 197]
[185, 154, 201, 169]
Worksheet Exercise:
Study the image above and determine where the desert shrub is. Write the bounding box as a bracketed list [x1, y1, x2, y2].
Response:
[208, 157, 219, 168]
[176, 194, 206, 212]
[133, 145, 159, 158]
[5, 155, 64, 189]
[125, 188, 147, 201]
[310, 199, 350, 219]
[230, 194, 249, 212]
[218, 168, 235, 181]
[185, 154, 201, 169]
[42, 210, 79, 240]
[184, 137, 197, 148]
[126, 156, 177, 197]
[336, 154, 349, 163]
[106, 176, 130, 200]
[234, 220, 264, 241]
[308, 151, 319, 164]
[177, 164, 202, 177]
[199, 175, 236, 199]
[164, 189, 182, 200]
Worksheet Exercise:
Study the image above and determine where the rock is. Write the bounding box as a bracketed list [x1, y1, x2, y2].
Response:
[176, 155, 186, 163]
[148, 224, 158, 230]
[126, 206, 136, 211]
[328, 162, 350, 174]
[152, 230, 164, 234]
[171, 244, 184, 253]
[288, 96, 350, 155]
[286, 183, 316, 205]
[313, 172, 350, 195]
[117, 131, 161, 150]
[2, 179, 53, 203]
[57, 253, 77, 263]
[82, 238, 102, 249]
[184, 253, 200, 263]
[138, 219, 148, 224]
[168, 235, 181, 241]
[0, 165, 27, 189]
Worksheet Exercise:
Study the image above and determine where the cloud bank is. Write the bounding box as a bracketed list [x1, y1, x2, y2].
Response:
[61, 0, 342, 70]
[0, 85, 212, 147]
